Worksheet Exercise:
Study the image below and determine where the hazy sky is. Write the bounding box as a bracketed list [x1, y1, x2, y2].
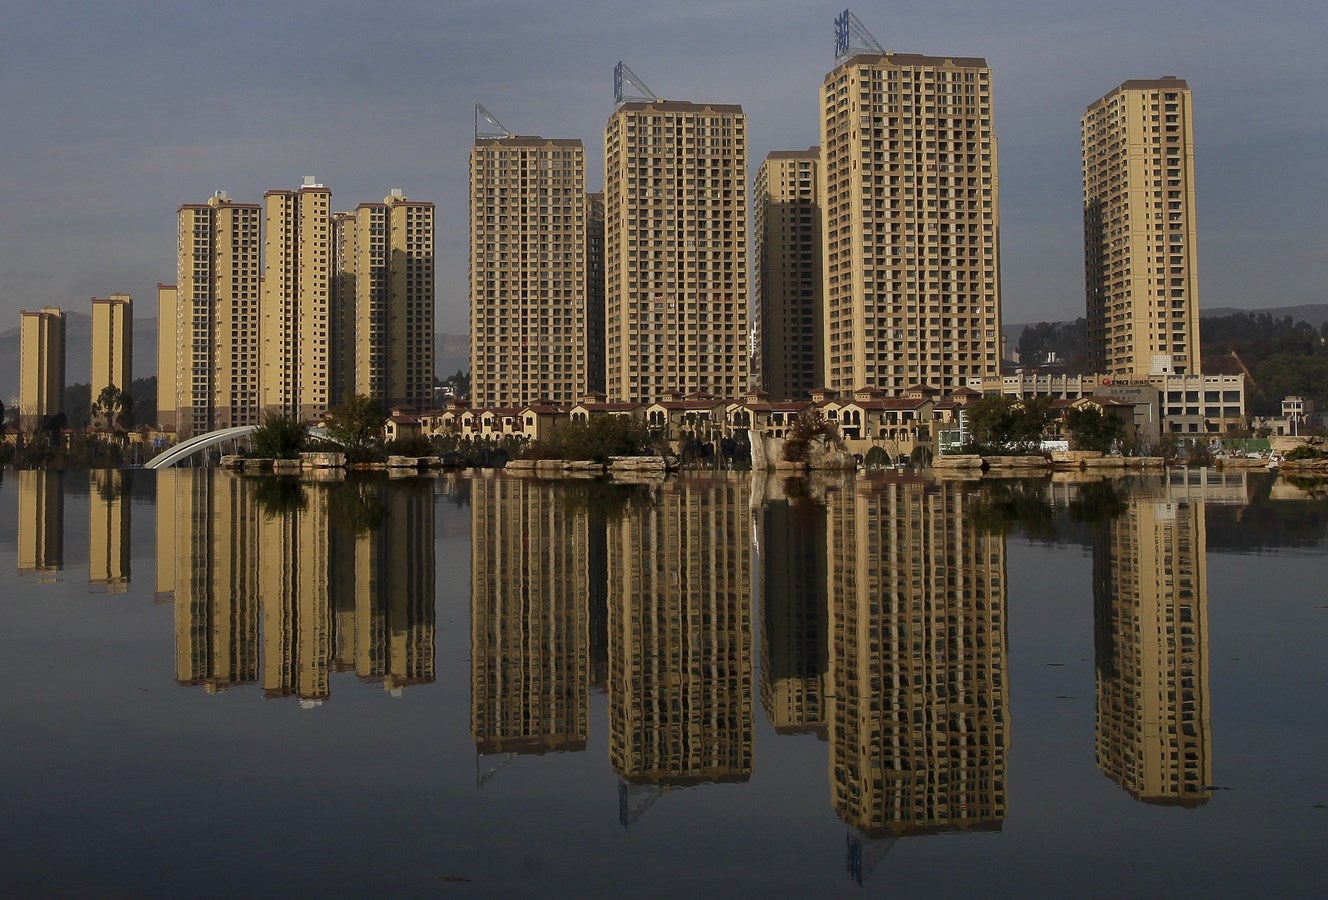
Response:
[2, 0, 1324, 335]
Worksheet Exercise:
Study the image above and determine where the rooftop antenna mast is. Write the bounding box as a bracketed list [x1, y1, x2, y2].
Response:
[834, 9, 885, 62]
[474, 103, 513, 141]
[614, 61, 657, 107]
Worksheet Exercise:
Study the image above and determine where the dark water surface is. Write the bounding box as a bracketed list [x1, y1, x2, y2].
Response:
[1, 468, 1325, 897]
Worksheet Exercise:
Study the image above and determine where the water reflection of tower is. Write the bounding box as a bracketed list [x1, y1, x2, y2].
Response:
[331, 479, 437, 694]
[825, 479, 1008, 883]
[470, 475, 590, 756]
[170, 470, 261, 692]
[89, 469, 131, 593]
[18, 469, 64, 580]
[608, 475, 753, 791]
[760, 495, 827, 738]
[259, 482, 333, 702]
[1094, 495, 1211, 805]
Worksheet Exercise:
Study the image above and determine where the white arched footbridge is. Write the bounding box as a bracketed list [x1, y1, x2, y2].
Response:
[145, 425, 328, 469]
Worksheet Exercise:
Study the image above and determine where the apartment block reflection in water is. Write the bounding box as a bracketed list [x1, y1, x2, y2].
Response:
[760, 496, 827, 737]
[333, 481, 437, 694]
[826, 478, 1008, 857]
[18, 470, 64, 580]
[1094, 494, 1211, 805]
[608, 475, 753, 786]
[168, 470, 261, 692]
[88, 469, 131, 592]
[164, 472, 434, 701]
[470, 475, 591, 755]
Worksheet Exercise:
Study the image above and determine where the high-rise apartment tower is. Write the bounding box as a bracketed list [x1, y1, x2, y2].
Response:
[469, 136, 597, 407]
[90, 292, 133, 404]
[605, 96, 749, 403]
[176, 192, 262, 436]
[820, 49, 1002, 395]
[754, 148, 823, 400]
[19, 306, 66, 430]
[1083, 77, 1200, 377]
[262, 178, 333, 420]
[332, 191, 436, 410]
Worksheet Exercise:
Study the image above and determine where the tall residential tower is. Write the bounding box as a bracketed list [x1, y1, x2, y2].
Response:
[90, 292, 133, 405]
[754, 148, 823, 400]
[175, 192, 262, 436]
[334, 191, 436, 410]
[820, 36, 1002, 395]
[261, 178, 333, 420]
[469, 133, 597, 407]
[1083, 77, 1200, 377]
[19, 306, 66, 430]
[605, 75, 749, 404]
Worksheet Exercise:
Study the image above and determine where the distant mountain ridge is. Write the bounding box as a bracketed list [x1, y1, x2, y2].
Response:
[1005, 303, 1328, 352]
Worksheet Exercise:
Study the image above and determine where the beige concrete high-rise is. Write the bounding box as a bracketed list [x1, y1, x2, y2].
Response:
[90, 292, 133, 406]
[155, 283, 178, 430]
[820, 52, 1002, 395]
[754, 148, 823, 400]
[176, 192, 262, 436]
[334, 191, 435, 409]
[262, 178, 332, 420]
[605, 99, 749, 403]
[470, 137, 596, 408]
[586, 192, 606, 395]
[18, 306, 66, 431]
[1083, 77, 1201, 377]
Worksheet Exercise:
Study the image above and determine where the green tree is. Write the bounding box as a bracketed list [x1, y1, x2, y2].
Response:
[251, 411, 308, 459]
[1064, 406, 1124, 453]
[526, 415, 655, 462]
[323, 395, 387, 461]
[129, 376, 157, 427]
[782, 409, 839, 462]
[964, 396, 1052, 452]
[91, 385, 133, 432]
[62, 383, 91, 429]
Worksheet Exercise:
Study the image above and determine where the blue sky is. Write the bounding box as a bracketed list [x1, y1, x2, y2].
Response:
[1, 0, 1324, 334]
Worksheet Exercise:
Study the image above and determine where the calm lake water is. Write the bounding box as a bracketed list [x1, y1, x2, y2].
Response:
[1, 467, 1325, 897]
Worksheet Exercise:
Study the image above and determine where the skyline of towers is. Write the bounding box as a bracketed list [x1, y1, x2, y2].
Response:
[818, 50, 1003, 397]
[754, 148, 823, 401]
[89, 292, 133, 409]
[158, 185, 435, 436]
[12, 39, 1214, 430]
[18, 305, 66, 430]
[1083, 77, 1201, 378]
[604, 98, 750, 404]
[469, 136, 599, 408]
